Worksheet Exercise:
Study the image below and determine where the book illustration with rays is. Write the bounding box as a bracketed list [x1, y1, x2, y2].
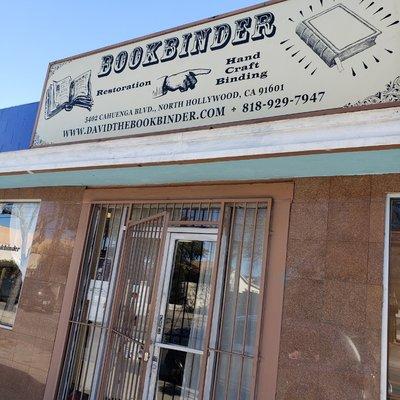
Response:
[296, 4, 381, 71]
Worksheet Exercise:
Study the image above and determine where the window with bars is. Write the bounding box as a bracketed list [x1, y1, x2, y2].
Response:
[388, 199, 400, 399]
[57, 199, 271, 400]
[58, 204, 128, 400]
[207, 202, 270, 400]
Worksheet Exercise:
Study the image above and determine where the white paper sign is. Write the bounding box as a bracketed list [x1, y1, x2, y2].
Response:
[32, 0, 400, 146]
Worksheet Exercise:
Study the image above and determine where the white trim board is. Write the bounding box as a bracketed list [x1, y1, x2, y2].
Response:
[5, 106, 400, 176]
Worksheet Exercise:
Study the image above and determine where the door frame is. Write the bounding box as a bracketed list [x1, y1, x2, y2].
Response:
[381, 193, 400, 400]
[45, 182, 293, 400]
[144, 228, 218, 400]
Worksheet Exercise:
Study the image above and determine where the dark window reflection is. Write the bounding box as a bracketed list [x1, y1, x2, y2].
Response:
[157, 349, 201, 400]
[162, 240, 215, 350]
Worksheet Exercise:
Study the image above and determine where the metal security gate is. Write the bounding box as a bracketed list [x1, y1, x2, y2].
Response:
[58, 199, 272, 400]
[100, 213, 169, 399]
[57, 204, 128, 400]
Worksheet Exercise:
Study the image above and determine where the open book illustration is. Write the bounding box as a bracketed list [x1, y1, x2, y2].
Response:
[296, 4, 381, 71]
[45, 70, 93, 119]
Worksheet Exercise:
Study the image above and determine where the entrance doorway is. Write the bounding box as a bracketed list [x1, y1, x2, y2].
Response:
[58, 199, 272, 400]
[145, 229, 218, 399]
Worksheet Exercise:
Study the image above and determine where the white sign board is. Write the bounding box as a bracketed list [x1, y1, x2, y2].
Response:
[32, 0, 400, 146]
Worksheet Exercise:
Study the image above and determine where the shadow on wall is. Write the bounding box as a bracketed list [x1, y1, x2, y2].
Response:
[0, 362, 45, 400]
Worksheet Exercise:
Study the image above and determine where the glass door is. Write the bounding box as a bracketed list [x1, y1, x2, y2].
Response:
[146, 230, 217, 400]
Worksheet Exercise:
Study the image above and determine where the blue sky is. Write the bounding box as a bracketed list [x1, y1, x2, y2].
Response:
[0, 0, 258, 109]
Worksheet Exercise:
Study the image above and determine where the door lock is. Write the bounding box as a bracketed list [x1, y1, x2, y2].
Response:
[138, 348, 150, 362]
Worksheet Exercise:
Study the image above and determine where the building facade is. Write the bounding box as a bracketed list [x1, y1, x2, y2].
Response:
[0, 1, 399, 399]
[0, 104, 398, 400]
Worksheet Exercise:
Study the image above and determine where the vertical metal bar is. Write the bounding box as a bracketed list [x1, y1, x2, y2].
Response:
[104, 217, 134, 398]
[166, 238, 182, 343]
[60, 205, 99, 398]
[210, 352, 221, 400]
[80, 204, 117, 398]
[249, 200, 272, 400]
[138, 213, 170, 397]
[116, 220, 145, 337]
[178, 241, 197, 346]
[210, 203, 235, 400]
[71, 205, 100, 323]
[130, 218, 157, 341]
[117, 224, 142, 335]
[74, 324, 89, 396]
[178, 203, 184, 221]
[128, 218, 159, 398]
[117, 220, 149, 398]
[189, 241, 206, 349]
[140, 204, 147, 219]
[88, 205, 123, 396]
[121, 218, 156, 398]
[75, 204, 108, 398]
[184, 352, 196, 399]
[116, 220, 144, 350]
[236, 203, 259, 400]
[111, 221, 144, 399]
[171, 203, 176, 221]
[137, 203, 144, 220]
[97, 219, 132, 399]
[88, 204, 120, 399]
[95, 205, 127, 398]
[224, 203, 248, 400]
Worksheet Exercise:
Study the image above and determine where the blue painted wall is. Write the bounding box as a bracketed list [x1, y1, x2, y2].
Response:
[0, 102, 38, 152]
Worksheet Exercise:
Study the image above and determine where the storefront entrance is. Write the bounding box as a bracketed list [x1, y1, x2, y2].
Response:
[49, 183, 292, 400]
[145, 228, 217, 400]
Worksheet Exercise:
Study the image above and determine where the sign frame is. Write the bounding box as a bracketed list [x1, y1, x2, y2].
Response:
[30, 0, 400, 148]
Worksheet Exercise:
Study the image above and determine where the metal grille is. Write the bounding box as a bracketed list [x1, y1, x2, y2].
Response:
[57, 199, 271, 400]
[130, 202, 221, 227]
[100, 213, 168, 400]
[208, 201, 272, 400]
[58, 204, 128, 400]
[387, 199, 400, 399]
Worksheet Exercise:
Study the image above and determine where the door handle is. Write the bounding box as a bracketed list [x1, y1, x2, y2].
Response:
[137, 348, 150, 362]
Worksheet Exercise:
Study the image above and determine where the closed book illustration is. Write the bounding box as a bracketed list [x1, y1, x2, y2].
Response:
[45, 70, 93, 119]
[296, 4, 381, 68]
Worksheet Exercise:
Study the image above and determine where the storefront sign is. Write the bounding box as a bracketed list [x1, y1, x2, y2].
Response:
[32, 0, 400, 146]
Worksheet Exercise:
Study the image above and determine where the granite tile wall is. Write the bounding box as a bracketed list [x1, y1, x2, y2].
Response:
[0, 187, 84, 400]
[277, 175, 400, 400]
[0, 178, 395, 400]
